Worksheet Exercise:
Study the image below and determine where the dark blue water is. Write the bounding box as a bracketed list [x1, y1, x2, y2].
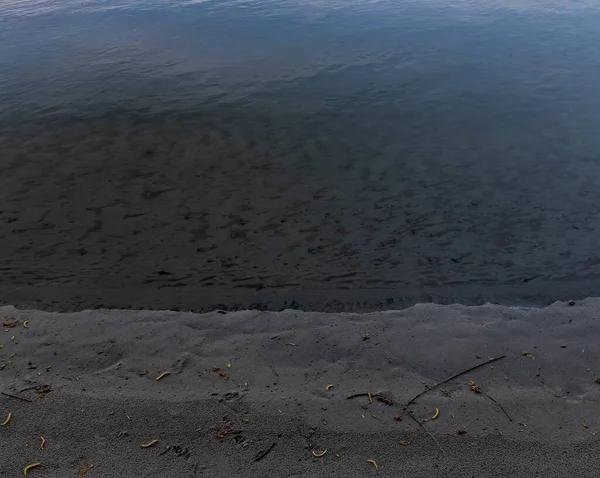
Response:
[2, 0, 600, 311]
[3, 0, 600, 126]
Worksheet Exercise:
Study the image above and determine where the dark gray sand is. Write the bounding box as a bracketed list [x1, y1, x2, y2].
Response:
[1, 299, 599, 477]
[3, 118, 600, 312]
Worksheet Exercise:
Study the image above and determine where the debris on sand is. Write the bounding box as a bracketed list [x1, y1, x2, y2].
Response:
[214, 368, 230, 380]
[40, 436, 46, 449]
[78, 463, 94, 475]
[394, 412, 403, 421]
[431, 408, 440, 420]
[376, 395, 393, 406]
[1, 318, 17, 328]
[141, 439, 159, 448]
[155, 371, 170, 381]
[254, 442, 276, 462]
[23, 463, 41, 475]
[311, 450, 327, 457]
[367, 459, 378, 469]
[325, 384, 334, 391]
[407, 355, 506, 405]
[1, 392, 31, 403]
[399, 439, 410, 446]
[36, 386, 52, 399]
[1, 412, 12, 426]
[468, 380, 482, 394]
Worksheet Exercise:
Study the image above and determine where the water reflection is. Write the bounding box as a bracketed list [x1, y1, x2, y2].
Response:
[1, 0, 600, 308]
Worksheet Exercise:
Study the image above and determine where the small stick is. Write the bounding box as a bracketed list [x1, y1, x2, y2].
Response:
[346, 393, 370, 400]
[346, 393, 392, 402]
[159, 446, 171, 456]
[370, 412, 381, 421]
[404, 407, 446, 456]
[408, 355, 506, 404]
[484, 392, 513, 421]
[254, 442, 276, 462]
[18, 386, 38, 393]
[1, 391, 32, 403]
[440, 389, 453, 399]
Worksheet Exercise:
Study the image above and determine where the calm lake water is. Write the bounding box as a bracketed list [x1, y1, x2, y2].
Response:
[1, 0, 600, 311]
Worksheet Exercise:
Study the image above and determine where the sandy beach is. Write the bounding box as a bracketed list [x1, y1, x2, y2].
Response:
[1, 299, 599, 476]
[3, 1, 600, 475]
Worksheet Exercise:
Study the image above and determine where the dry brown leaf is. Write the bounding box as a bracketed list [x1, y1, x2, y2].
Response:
[36, 385, 52, 399]
[1, 318, 17, 328]
[376, 395, 393, 406]
[79, 463, 94, 475]
[214, 368, 229, 380]
[468, 380, 482, 394]
[399, 439, 410, 446]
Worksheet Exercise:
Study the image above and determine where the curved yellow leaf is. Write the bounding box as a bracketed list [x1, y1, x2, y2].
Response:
[24, 463, 40, 475]
[1, 412, 11, 426]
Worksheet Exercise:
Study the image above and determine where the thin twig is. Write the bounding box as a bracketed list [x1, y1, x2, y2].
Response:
[404, 407, 446, 456]
[18, 385, 38, 393]
[1, 391, 32, 403]
[159, 446, 171, 456]
[254, 442, 276, 462]
[483, 392, 513, 421]
[407, 355, 506, 404]
[440, 388, 453, 399]
[346, 393, 370, 400]
[258, 352, 279, 378]
[346, 393, 392, 403]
